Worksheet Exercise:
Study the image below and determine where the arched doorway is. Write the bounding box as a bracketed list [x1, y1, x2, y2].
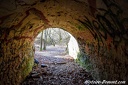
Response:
[21, 28, 92, 84]
[34, 28, 80, 59]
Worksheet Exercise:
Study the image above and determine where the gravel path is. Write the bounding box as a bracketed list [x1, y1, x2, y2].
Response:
[21, 45, 93, 85]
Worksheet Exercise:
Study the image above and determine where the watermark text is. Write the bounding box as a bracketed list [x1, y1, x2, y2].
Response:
[84, 80, 126, 84]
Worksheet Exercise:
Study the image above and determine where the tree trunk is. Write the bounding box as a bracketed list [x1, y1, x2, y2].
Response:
[43, 30, 46, 50]
[40, 31, 43, 51]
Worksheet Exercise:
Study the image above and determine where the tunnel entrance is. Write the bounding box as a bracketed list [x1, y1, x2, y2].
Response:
[34, 28, 75, 73]
[21, 28, 93, 85]
[34, 28, 80, 60]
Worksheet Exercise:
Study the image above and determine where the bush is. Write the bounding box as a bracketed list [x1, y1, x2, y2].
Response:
[76, 52, 93, 72]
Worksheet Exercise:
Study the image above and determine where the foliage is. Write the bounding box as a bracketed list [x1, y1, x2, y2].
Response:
[34, 28, 70, 50]
[44, 28, 70, 45]
[76, 52, 93, 72]
[21, 56, 34, 80]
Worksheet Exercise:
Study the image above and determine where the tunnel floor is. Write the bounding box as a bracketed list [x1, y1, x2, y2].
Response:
[21, 45, 93, 85]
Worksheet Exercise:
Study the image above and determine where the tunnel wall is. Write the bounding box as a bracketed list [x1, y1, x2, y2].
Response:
[0, 39, 34, 85]
[76, 0, 128, 81]
[0, 8, 45, 84]
[77, 39, 128, 81]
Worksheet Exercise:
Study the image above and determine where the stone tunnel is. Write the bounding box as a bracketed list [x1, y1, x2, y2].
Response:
[0, 0, 128, 84]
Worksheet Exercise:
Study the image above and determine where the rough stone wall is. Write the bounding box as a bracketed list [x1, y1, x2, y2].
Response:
[77, 39, 128, 81]
[0, 39, 34, 85]
[76, 0, 128, 81]
[0, 6, 47, 84]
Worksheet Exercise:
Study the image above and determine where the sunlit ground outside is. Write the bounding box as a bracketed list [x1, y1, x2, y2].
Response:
[35, 45, 73, 64]
[34, 28, 80, 62]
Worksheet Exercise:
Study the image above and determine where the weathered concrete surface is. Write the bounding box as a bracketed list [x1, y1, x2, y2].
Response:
[0, 0, 128, 84]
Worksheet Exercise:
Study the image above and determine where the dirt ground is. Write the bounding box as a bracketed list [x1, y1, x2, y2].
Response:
[21, 45, 93, 85]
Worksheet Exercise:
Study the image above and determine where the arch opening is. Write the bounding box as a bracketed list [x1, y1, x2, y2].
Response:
[21, 28, 93, 85]
[34, 27, 80, 60]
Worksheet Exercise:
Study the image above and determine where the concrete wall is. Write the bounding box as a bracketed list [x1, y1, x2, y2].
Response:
[68, 34, 80, 59]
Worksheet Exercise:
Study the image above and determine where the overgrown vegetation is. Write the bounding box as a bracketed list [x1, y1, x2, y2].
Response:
[76, 52, 93, 72]
[21, 56, 34, 80]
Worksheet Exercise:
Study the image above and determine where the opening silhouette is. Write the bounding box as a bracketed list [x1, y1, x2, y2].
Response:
[21, 28, 93, 85]
[34, 28, 80, 62]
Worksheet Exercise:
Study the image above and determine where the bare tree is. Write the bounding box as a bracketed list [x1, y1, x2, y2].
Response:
[40, 30, 46, 51]
[35, 28, 70, 51]
[40, 31, 43, 51]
